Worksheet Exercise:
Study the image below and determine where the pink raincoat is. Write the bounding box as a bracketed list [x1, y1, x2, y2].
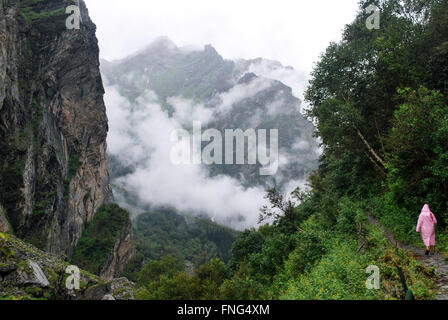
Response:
[416, 204, 437, 247]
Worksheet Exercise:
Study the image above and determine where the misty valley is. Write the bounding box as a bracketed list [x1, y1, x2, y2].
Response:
[1, 0, 448, 305]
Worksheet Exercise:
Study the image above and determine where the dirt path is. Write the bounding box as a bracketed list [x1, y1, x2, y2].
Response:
[367, 214, 448, 300]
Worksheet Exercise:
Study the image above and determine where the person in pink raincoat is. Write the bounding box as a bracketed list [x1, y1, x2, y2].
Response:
[416, 204, 437, 255]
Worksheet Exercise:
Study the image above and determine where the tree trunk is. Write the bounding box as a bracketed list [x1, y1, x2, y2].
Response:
[357, 128, 386, 168]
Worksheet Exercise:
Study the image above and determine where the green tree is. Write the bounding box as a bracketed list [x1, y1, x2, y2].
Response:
[386, 87, 448, 219]
[194, 258, 228, 299]
[136, 255, 184, 286]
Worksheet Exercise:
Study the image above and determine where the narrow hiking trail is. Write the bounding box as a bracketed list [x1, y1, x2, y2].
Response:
[367, 214, 448, 300]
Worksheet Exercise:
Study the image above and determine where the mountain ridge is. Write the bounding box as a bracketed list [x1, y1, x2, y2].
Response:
[102, 37, 319, 223]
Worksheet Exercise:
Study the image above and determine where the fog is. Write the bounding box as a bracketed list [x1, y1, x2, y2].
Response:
[84, 0, 359, 75]
[87, 0, 360, 229]
[105, 84, 271, 229]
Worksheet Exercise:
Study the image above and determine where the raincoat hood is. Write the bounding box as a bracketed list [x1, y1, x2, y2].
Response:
[421, 204, 432, 214]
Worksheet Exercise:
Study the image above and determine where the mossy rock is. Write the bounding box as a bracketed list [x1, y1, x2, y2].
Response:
[25, 286, 43, 297]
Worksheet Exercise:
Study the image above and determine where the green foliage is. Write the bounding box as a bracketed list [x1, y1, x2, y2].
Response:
[387, 87, 448, 217]
[219, 263, 268, 300]
[136, 272, 200, 300]
[130, 186, 437, 300]
[283, 232, 327, 278]
[274, 219, 436, 300]
[63, 154, 81, 201]
[228, 228, 264, 270]
[121, 252, 144, 282]
[0, 232, 15, 261]
[71, 204, 130, 274]
[135, 255, 228, 300]
[194, 258, 228, 299]
[25, 286, 43, 298]
[136, 255, 184, 285]
[280, 239, 380, 300]
[18, 0, 75, 33]
[334, 197, 366, 234]
[133, 209, 238, 268]
[67, 155, 81, 179]
[245, 231, 296, 280]
[303, 0, 448, 253]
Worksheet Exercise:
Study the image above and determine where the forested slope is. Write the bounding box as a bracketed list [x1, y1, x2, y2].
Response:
[131, 0, 448, 300]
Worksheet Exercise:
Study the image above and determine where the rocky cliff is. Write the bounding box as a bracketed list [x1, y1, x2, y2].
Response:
[71, 204, 136, 281]
[0, 230, 134, 300]
[0, 0, 133, 279]
[99, 218, 135, 281]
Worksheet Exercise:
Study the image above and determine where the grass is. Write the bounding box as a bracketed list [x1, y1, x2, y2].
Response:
[19, 6, 66, 24]
[18, 0, 78, 33]
[276, 223, 437, 300]
[369, 196, 448, 256]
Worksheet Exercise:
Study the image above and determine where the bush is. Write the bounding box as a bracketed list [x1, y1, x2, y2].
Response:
[136, 255, 184, 286]
[228, 228, 265, 270]
[283, 232, 327, 278]
[280, 239, 380, 300]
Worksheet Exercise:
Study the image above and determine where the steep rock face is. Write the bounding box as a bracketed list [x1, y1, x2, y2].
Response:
[0, 0, 112, 257]
[0, 205, 10, 233]
[100, 219, 135, 281]
[71, 204, 135, 281]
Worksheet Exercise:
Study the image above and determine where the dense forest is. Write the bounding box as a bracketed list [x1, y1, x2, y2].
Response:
[129, 0, 448, 300]
[121, 209, 238, 282]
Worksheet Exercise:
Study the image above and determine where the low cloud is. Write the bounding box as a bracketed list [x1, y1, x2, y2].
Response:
[168, 96, 213, 126]
[240, 59, 308, 110]
[103, 56, 317, 230]
[214, 77, 272, 114]
[105, 85, 270, 230]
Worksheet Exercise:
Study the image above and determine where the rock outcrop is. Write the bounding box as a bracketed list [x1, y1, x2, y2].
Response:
[0, 0, 108, 254]
[100, 219, 135, 281]
[0, 231, 134, 300]
[0, 0, 134, 282]
[0, 205, 10, 233]
[71, 204, 136, 282]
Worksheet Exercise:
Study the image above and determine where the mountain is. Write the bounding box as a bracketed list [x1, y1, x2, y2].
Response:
[102, 37, 319, 215]
[101, 37, 235, 105]
[0, 0, 134, 285]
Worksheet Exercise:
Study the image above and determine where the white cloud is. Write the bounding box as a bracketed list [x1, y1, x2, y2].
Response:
[244, 59, 308, 103]
[168, 97, 213, 126]
[105, 85, 270, 229]
[215, 77, 272, 114]
[89, 0, 350, 228]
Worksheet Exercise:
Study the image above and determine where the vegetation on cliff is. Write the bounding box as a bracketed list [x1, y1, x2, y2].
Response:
[72, 204, 131, 275]
[0, 231, 134, 300]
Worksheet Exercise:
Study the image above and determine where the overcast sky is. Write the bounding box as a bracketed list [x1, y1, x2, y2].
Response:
[84, 0, 360, 75]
